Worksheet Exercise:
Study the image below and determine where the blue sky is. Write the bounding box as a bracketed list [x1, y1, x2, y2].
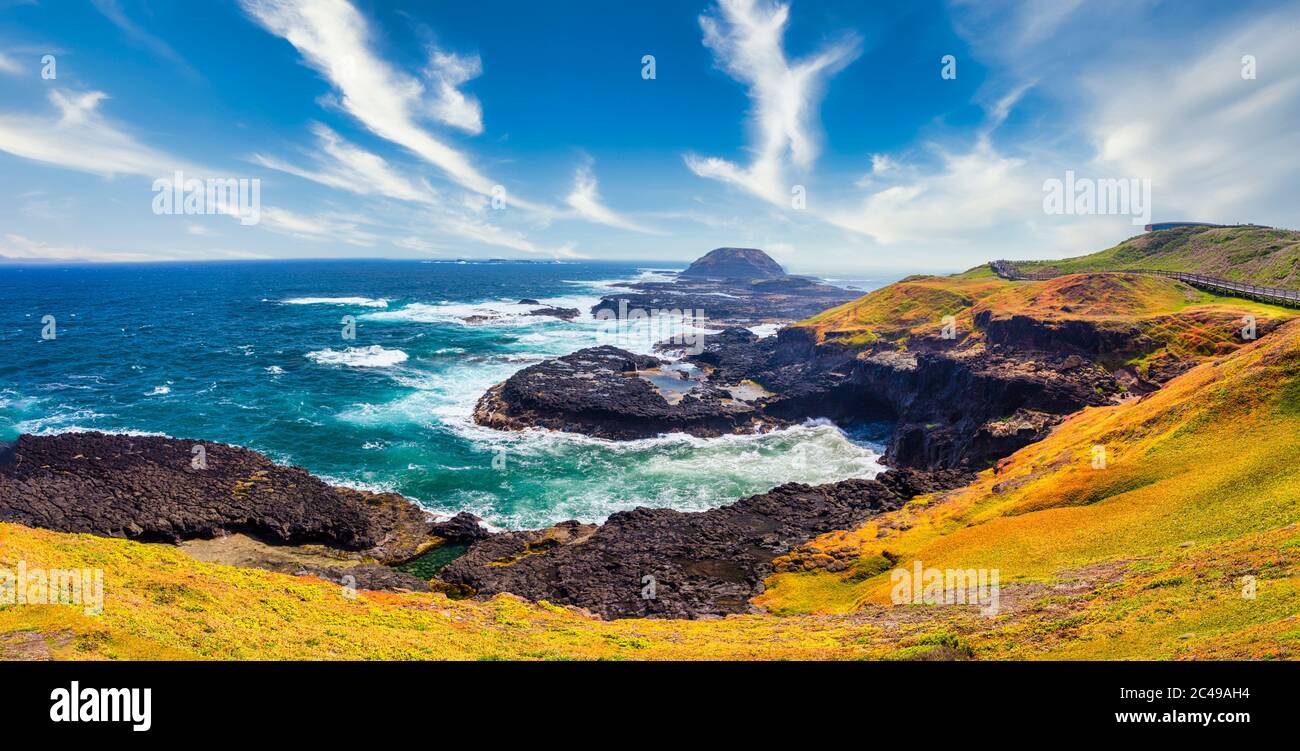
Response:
[1, 0, 1297, 273]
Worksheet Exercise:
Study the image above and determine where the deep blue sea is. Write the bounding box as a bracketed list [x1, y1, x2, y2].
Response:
[1, 260, 887, 529]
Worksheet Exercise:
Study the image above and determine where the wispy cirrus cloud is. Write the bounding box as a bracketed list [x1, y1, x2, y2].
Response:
[825, 134, 1036, 245]
[684, 0, 861, 205]
[1081, 7, 1300, 224]
[425, 48, 484, 135]
[252, 123, 586, 254]
[0, 89, 206, 177]
[257, 206, 381, 246]
[0, 51, 22, 75]
[564, 163, 659, 234]
[0, 233, 154, 262]
[239, 0, 521, 203]
[252, 122, 437, 203]
[826, 86, 1039, 245]
[0, 233, 274, 262]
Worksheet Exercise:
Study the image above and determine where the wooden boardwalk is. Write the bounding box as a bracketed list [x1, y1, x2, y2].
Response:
[988, 261, 1300, 309]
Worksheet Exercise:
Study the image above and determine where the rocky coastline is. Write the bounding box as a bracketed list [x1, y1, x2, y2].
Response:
[4, 248, 1269, 620]
[475, 318, 1127, 471]
[0, 430, 967, 617]
[0, 432, 489, 593]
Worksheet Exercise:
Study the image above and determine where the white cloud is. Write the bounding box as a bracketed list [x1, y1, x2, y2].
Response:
[0, 233, 275, 262]
[813, 1, 1300, 269]
[240, 0, 510, 201]
[425, 49, 484, 135]
[0, 233, 155, 262]
[564, 164, 658, 234]
[0, 52, 22, 75]
[0, 89, 204, 177]
[258, 206, 380, 246]
[426, 204, 554, 255]
[950, 0, 1088, 56]
[252, 123, 437, 203]
[827, 136, 1037, 245]
[390, 235, 443, 253]
[684, 0, 861, 204]
[1082, 9, 1300, 225]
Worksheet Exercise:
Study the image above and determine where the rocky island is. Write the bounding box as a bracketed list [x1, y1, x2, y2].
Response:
[590, 246, 860, 326]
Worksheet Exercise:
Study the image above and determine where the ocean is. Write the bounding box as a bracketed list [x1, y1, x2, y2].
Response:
[1, 259, 888, 529]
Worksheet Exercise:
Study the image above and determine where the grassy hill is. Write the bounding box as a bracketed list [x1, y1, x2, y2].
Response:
[1014, 225, 1300, 286]
[797, 275, 1009, 346]
[757, 318, 1300, 659]
[795, 270, 1294, 375]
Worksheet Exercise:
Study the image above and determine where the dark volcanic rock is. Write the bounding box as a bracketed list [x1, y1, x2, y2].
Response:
[591, 277, 857, 328]
[851, 347, 1120, 470]
[438, 468, 972, 619]
[523, 305, 579, 321]
[0, 432, 441, 563]
[590, 247, 857, 328]
[473, 345, 783, 439]
[680, 247, 785, 280]
[475, 302, 1129, 470]
[429, 511, 494, 542]
[684, 326, 776, 382]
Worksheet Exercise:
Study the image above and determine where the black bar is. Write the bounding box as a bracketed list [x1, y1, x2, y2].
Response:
[2, 660, 1287, 739]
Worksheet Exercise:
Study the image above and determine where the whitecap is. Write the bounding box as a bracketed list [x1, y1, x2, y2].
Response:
[282, 296, 389, 308]
[363, 293, 601, 327]
[306, 345, 409, 368]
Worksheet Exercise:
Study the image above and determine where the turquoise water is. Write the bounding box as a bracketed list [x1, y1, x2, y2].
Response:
[1, 260, 886, 529]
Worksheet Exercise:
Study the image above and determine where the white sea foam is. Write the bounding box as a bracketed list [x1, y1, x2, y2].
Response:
[421, 422, 886, 529]
[747, 323, 782, 338]
[146, 384, 172, 396]
[282, 296, 390, 308]
[18, 419, 169, 438]
[362, 293, 602, 327]
[314, 473, 400, 495]
[265, 365, 285, 375]
[306, 345, 409, 368]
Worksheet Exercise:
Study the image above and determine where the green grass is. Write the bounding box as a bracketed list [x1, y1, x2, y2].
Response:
[1015, 226, 1300, 287]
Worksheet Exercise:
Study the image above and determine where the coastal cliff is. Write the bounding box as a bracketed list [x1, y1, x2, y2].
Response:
[477, 268, 1287, 470]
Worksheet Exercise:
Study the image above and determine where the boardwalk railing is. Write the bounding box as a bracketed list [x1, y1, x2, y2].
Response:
[1138, 270, 1300, 307]
[988, 261, 1300, 309]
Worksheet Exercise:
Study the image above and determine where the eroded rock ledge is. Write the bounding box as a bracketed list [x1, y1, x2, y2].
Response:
[0, 432, 489, 591]
[438, 468, 973, 619]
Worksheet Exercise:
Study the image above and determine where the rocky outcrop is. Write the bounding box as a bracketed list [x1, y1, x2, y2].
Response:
[522, 305, 579, 321]
[438, 468, 973, 619]
[591, 278, 858, 327]
[0, 432, 473, 565]
[591, 260, 858, 327]
[858, 348, 1117, 469]
[473, 346, 784, 439]
[475, 319, 1124, 471]
[680, 247, 785, 279]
